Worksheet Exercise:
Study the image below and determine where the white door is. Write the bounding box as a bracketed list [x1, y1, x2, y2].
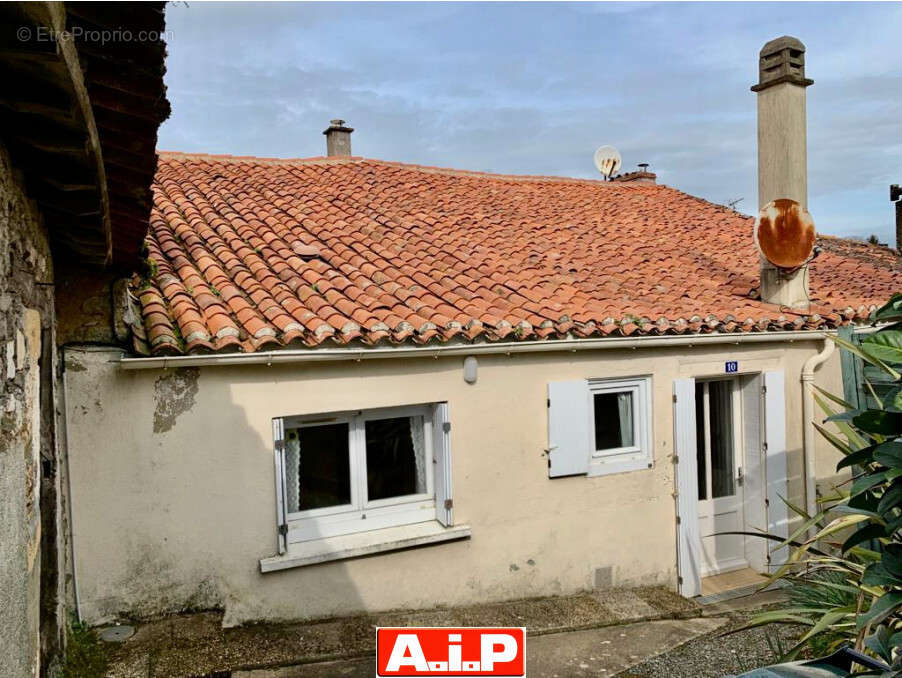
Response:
[695, 379, 747, 576]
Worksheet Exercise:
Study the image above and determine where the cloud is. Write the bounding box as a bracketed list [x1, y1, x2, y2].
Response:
[159, 1, 902, 242]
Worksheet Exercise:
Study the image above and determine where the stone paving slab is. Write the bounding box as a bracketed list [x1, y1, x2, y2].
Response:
[698, 589, 786, 617]
[234, 617, 728, 678]
[104, 587, 700, 677]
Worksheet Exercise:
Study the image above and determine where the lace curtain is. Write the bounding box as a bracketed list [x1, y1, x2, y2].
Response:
[617, 392, 634, 447]
[285, 430, 301, 513]
[409, 416, 427, 494]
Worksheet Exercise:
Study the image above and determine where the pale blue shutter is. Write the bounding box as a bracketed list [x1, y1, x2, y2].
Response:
[673, 378, 701, 597]
[272, 417, 288, 554]
[433, 402, 453, 526]
[764, 370, 789, 570]
[740, 375, 768, 573]
[547, 380, 591, 477]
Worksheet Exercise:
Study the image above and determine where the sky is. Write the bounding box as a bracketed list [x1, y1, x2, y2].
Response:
[159, 1, 902, 243]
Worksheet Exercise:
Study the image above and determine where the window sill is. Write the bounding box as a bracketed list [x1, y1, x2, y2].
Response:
[587, 455, 652, 477]
[259, 522, 472, 573]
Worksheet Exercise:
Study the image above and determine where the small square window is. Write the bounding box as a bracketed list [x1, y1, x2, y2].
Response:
[587, 377, 652, 476]
[275, 404, 450, 544]
[593, 392, 635, 451]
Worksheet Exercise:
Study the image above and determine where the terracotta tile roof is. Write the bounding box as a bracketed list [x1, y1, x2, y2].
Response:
[128, 153, 902, 355]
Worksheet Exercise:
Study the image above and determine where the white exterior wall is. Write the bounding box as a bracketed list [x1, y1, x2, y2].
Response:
[64, 339, 845, 626]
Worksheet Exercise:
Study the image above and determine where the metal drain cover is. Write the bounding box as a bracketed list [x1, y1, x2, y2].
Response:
[98, 625, 135, 642]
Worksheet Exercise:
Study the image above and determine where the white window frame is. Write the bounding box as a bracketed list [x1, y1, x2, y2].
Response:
[587, 376, 653, 476]
[279, 404, 439, 543]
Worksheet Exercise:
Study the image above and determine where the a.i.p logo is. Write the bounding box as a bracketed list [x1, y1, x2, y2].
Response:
[376, 627, 525, 676]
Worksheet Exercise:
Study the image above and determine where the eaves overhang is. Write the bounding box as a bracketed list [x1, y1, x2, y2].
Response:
[0, 1, 169, 269]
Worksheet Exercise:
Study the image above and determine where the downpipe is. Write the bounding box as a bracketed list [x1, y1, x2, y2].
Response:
[801, 337, 835, 520]
[59, 350, 83, 621]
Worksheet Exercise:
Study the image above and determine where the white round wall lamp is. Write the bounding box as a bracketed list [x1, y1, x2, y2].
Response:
[463, 356, 478, 384]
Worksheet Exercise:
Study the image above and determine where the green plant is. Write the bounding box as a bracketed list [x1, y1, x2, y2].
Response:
[144, 255, 159, 279]
[791, 570, 857, 657]
[734, 294, 902, 668]
[60, 620, 108, 678]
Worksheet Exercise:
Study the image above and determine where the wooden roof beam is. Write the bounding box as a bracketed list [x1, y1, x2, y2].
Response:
[32, 174, 96, 193]
[12, 128, 89, 155]
[66, 3, 165, 32]
[19, 1, 112, 265]
[89, 86, 169, 124]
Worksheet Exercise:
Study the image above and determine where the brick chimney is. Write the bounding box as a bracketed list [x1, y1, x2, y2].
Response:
[323, 119, 353, 157]
[612, 164, 657, 184]
[752, 36, 814, 308]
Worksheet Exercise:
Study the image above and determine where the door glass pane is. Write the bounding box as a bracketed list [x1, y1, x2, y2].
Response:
[695, 383, 707, 500]
[593, 391, 635, 451]
[709, 381, 735, 498]
[285, 422, 351, 511]
[366, 416, 427, 501]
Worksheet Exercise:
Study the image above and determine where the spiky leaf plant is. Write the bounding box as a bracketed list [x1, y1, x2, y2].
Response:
[730, 294, 902, 670]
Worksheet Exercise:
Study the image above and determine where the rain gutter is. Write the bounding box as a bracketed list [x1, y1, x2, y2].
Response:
[118, 329, 837, 370]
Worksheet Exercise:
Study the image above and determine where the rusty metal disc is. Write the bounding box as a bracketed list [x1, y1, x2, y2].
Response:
[754, 199, 816, 269]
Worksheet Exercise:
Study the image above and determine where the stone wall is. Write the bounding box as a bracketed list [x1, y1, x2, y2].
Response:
[55, 262, 133, 348]
[0, 140, 66, 676]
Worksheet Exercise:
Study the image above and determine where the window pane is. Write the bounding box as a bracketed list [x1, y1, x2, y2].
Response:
[366, 416, 427, 501]
[695, 383, 707, 500]
[285, 422, 351, 511]
[593, 391, 635, 451]
[709, 381, 735, 498]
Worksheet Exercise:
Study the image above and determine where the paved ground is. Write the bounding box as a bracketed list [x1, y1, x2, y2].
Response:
[103, 587, 702, 677]
[237, 617, 728, 678]
[232, 593, 792, 678]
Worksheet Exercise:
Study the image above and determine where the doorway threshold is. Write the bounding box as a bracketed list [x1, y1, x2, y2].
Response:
[697, 567, 769, 605]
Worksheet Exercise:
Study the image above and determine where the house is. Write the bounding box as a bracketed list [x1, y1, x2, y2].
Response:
[61, 36, 902, 627]
[0, 3, 169, 674]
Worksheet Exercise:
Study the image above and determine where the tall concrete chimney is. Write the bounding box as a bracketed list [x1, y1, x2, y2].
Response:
[323, 119, 353, 157]
[752, 36, 814, 308]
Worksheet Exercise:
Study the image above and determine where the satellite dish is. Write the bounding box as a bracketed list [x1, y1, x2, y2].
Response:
[754, 199, 816, 269]
[593, 145, 622, 179]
